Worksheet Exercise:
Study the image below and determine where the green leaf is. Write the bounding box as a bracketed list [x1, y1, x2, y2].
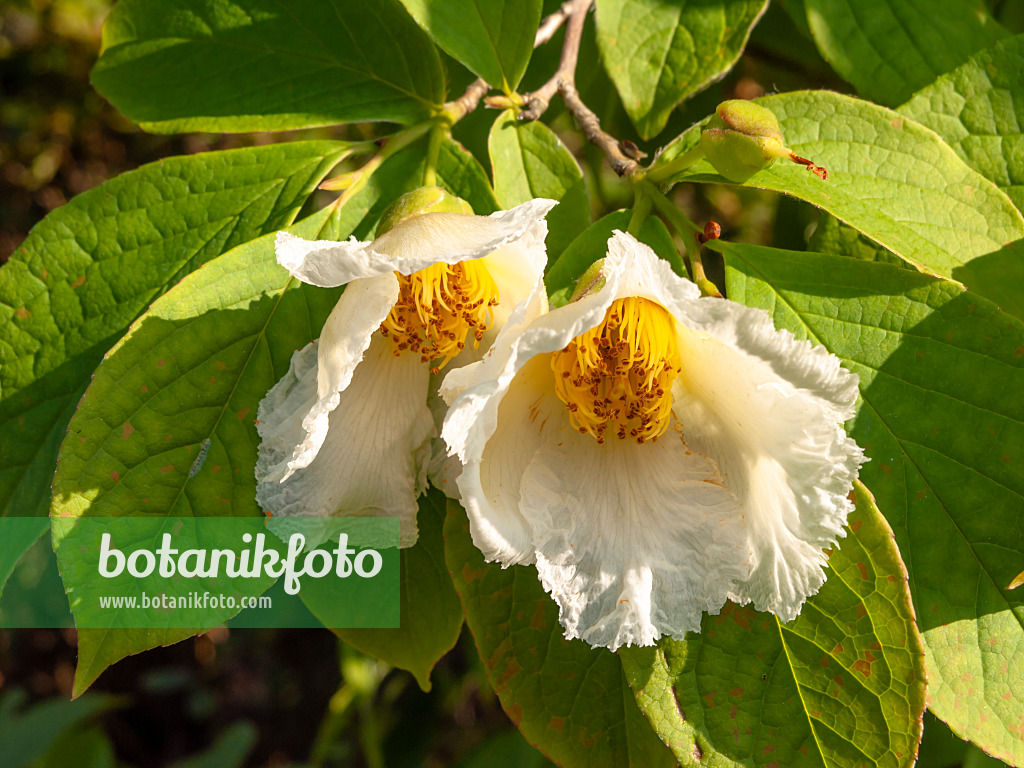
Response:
[0, 517, 49, 600]
[719, 241, 1024, 765]
[802, 0, 1004, 107]
[809, 214, 907, 267]
[1, 141, 347, 520]
[0, 690, 122, 768]
[953, 239, 1024, 321]
[328, 489, 462, 692]
[92, 0, 445, 133]
[399, 0, 541, 92]
[444, 501, 678, 768]
[545, 211, 682, 303]
[657, 91, 1024, 279]
[53, 143, 492, 696]
[489, 110, 590, 261]
[595, 0, 769, 139]
[167, 722, 258, 768]
[899, 34, 1024, 211]
[620, 481, 926, 768]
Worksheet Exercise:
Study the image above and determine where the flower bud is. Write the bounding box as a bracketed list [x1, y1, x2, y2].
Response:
[700, 100, 828, 182]
[376, 186, 474, 237]
[569, 259, 607, 302]
[700, 100, 789, 182]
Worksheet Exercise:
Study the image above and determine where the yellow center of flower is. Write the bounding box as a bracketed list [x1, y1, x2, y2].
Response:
[552, 297, 681, 445]
[380, 260, 500, 374]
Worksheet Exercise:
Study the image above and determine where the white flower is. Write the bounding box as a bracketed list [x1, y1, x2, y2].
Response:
[255, 191, 556, 547]
[441, 230, 865, 650]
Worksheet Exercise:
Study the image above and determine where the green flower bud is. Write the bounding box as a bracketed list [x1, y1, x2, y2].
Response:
[700, 100, 828, 183]
[376, 186, 474, 237]
[700, 100, 790, 183]
[569, 259, 607, 302]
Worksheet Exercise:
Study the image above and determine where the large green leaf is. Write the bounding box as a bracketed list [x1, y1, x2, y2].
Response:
[953, 239, 1024, 321]
[899, 34, 1024, 211]
[620, 481, 926, 768]
[326, 489, 463, 692]
[656, 91, 1024, 280]
[718, 241, 1024, 765]
[92, 0, 445, 133]
[489, 110, 590, 262]
[444, 502, 678, 768]
[808, 214, 906, 268]
[0, 517, 49, 601]
[52, 141, 495, 696]
[1, 141, 347, 519]
[399, 0, 541, 92]
[595, 0, 769, 139]
[0, 690, 122, 768]
[802, 0, 1003, 107]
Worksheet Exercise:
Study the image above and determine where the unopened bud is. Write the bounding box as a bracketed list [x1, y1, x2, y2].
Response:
[570, 259, 607, 302]
[700, 100, 827, 182]
[376, 186, 474, 237]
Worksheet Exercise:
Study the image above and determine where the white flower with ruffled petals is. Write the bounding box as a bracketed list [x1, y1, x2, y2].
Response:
[441, 230, 865, 650]
[255, 191, 556, 547]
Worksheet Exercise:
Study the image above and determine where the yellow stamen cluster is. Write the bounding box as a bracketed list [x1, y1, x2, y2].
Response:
[380, 260, 500, 374]
[552, 297, 682, 445]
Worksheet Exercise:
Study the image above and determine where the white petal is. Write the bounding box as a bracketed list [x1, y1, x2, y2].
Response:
[257, 274, 399, 482]
[276, 199, 556, 286]
[519, 419, 747, 650]
[256, 333, 434, 547]
[456, 356, 566, 565]
[669, 297, 864, 621]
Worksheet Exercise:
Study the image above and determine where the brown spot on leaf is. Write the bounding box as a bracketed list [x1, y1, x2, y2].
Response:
[705, 692, 717, 708]
[160, 465, 173, 474]
[764, 745, 776, 754]
[832, 642, 844, 654]
[857, 562, 869, 580]
[820, 656, 830, 668]
[833, 675, 844, 686]
[530, 600, 547, 630]
[110, 472, 119, 482]
[856, 604, 867, 619]
[729, 687, 744, 698]
[850, 520, 862, 533]
[211, 465, 221, 474]
[548, 717, 565, 731]
[15, 307, 30, 319]
[71, 275, 86, 289]
[507, 703, 522, 726]
[1014, 345, 1024, 358]
[141, 385, 148, 392]
[213, 360, 228, 370]
[461, 562, 487, 584]
[121, 422, 134, 439]
[852, 660, 872, 677]
[888, 574, 901, 582]
[236, 408, 251, 421]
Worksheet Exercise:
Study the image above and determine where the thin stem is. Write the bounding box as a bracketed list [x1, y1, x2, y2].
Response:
[627, 187, 652, 236]
[521, 0, 592, 120]
[423, 123, 445, 186]
[325, 121, 432, 210]
[520, 0, 639, 177]
[442, 1, 575, 124]
[646, 144, 705, 184]
[639, 179, 701, 237]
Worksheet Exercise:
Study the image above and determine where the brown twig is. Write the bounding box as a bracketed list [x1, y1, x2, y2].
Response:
[520, 0, 639, 177]
[444, 2, 575, 122]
